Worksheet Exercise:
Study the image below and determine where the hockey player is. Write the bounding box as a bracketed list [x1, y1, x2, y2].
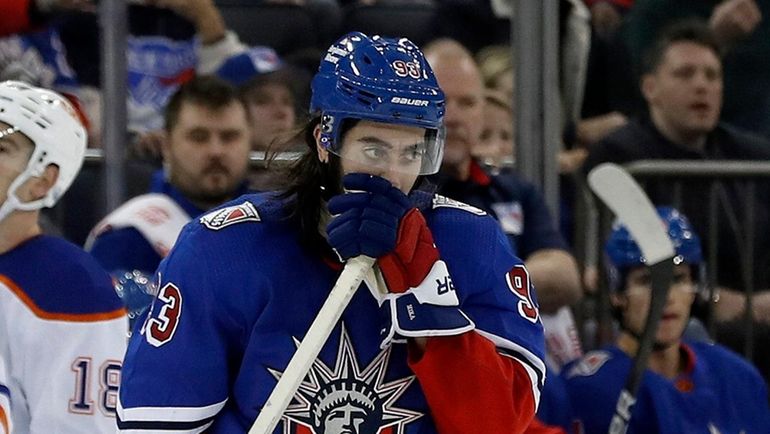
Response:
[0, 81, 127, 433]
[117, 33, 546, 433]
[562, 207, 770, 433]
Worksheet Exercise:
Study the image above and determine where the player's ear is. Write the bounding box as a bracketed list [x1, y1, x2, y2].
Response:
[314, 124, 329, 163]
[28, 164, 59, 200]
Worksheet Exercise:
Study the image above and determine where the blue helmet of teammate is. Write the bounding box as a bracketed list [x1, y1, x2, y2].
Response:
[605, 206, 702, 291]
[310, 32, 445, 175]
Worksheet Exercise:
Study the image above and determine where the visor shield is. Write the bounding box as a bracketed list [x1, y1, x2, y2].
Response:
[330, 127, 445, 176]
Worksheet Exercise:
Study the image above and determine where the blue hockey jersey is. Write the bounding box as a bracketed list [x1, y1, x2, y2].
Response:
[118, 193, 547, 433]
[562, 342, 770, 434]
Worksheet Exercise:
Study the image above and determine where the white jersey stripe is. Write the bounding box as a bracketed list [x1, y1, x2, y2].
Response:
[118, 422, 212, 434]
[117, 397, 227, 423]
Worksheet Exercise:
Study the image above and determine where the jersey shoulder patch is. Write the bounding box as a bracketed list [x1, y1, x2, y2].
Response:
[199, 200, 260, 230]
[566, 350, 612, 378]
[431, 194, 486, 216]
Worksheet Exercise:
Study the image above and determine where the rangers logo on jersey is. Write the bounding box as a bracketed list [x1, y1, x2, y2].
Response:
[270, 326, 422, 434]
[491, 201, 524, 235]
[199, 201, 260, 231]
[566, 351, 611, 378]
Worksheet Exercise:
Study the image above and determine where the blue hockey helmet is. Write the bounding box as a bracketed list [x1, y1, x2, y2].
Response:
[605, 207, 703, 291]
[310, 32, 446, 175]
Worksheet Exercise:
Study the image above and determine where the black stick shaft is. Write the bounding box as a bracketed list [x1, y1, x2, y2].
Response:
[609, 258, 674, 434]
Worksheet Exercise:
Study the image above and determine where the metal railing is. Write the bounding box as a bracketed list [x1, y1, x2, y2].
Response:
[577, 160, 770, 363]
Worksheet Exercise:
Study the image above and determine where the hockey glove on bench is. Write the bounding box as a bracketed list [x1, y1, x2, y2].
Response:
[327, 174, 474, 349]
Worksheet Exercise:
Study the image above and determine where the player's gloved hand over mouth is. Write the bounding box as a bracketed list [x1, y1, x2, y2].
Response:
[327, 173, 475, 349]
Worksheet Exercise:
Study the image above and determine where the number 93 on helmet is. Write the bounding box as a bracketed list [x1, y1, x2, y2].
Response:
[310, 32, 446, 176]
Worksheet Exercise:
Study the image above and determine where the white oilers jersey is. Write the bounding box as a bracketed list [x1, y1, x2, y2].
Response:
[0, 236, 127, 433]
[0, 357, 10, 434]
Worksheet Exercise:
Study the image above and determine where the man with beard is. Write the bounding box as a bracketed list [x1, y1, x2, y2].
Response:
[87, 76, 251, 303]
[560, 207, 770, 433]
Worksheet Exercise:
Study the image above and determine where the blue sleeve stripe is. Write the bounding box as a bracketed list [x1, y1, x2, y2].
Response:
[0, 385, 8, 399]
[116, 415, 214, 432]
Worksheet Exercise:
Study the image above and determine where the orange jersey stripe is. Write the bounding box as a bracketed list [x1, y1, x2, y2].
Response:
[0, 405, 8, 434]
[0, 274, 126, 322]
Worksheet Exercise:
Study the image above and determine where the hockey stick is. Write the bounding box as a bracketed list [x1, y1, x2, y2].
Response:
[587, 163, 675, 434]
[249, 255, 376, 434]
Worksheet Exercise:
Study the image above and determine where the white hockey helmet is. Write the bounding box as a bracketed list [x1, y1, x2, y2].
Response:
[0, 80, 86, 222]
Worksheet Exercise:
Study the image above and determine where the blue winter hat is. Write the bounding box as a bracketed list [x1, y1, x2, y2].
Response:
[216, 46, 283, 87]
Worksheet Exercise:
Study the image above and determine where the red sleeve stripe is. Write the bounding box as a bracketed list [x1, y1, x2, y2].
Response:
[0, 275, 126, 322]
[475, 329, 546, 407]
[500, 351, 543, 411]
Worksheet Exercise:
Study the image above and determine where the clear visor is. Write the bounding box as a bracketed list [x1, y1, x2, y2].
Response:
[330, 127, 445, 176]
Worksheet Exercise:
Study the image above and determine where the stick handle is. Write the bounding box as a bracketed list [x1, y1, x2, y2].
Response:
[248, 255, 376, 434]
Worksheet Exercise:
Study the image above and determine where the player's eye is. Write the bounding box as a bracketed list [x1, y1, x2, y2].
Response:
[401, 144, 425, 163]
[362, 145, 387, 160]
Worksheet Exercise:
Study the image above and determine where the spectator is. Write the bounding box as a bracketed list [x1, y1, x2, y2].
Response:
[581, 19, 770, 382]
[215, 46, 311, 191]
[0, 81, 127, 433]
[54, 0, 249, 143]
[86, 76, 251, 281]
[0, 0, 95, 37]
[0, 1, 96, 144]
[423, 40, 582, 430]
[215, 46, 302, 152]
[424, 38, 582, 317]
[583, 0, 635, 40]
[560, 207, 770, 433]
[476, 44, 515, 101]
[477, 89, 515, 172]
[621, 0, 770, 137]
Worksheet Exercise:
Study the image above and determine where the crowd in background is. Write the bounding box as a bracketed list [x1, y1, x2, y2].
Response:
[2, 0, 770, 432]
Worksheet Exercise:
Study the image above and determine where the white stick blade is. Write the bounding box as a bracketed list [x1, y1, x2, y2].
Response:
[588, 163, 675, 265]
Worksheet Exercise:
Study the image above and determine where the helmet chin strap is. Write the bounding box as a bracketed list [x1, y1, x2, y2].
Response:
[0, 165, 47, 224]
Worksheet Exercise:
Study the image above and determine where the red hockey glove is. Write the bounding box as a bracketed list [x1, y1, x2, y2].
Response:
[366, 196, 474, 348]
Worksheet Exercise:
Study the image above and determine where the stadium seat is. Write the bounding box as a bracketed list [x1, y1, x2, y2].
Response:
[341, 0, 438, 47]
[215, 1, 320, 55]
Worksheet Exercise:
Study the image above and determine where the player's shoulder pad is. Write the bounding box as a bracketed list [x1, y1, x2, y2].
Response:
[565, 350, 613, 378]
[430, 194, 487, 216]
[197, 193, 274, 231]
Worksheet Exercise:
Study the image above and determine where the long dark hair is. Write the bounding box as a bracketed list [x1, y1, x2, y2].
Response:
[278, 115, 342, 254]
